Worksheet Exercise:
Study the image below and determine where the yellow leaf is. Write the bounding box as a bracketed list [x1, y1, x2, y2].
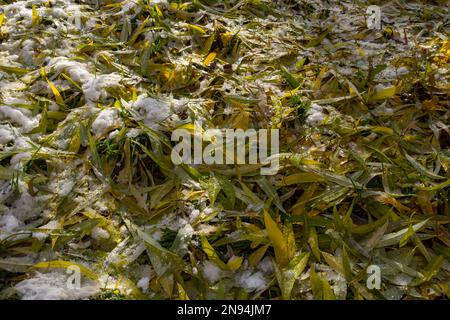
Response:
[68, 127, 80, 153]
[230, 108, 249, 129]
[371, 85, 396, 100]
[0, 13, 5, 29]
[322, 252, 345, 275]
[249, 244, 269, 267]
[32, 5, 40, 27]
[201, 235, 227, 269]
[132, 87, 137, 101]
[291, 184, 317, 216]
[40, 67, 47, 80]
[308, 227, 321, 261]
[322, 277, 336, 300]
[204, 52, 217, 66]
[159, 275, 174, 297]
[33, 260, 98, 280]
[176, 123, 196, 133]
[226, 256, 243, 271]
[186, 24, 206, 34]
[372, 126, 394, 135]
[264, 210, 289, 266]
[202, 35, 214, 55]
[47, 80, 64, 105]
[154, 4, 164, 18]
[177, 283, 190, 300]
[127, 16, 150, 45]
[356, 46, 365, 57]
[277, 173, 324, 186]
[312, 67, 327, 91]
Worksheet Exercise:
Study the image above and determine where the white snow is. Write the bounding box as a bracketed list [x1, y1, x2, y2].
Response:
[83, 73, 123, 103]
[131, 94, 171, 129]
[32, 218, 60, 240]
[305, 103, 326, 126]
[58, 180, 75, 197]
[126, 128, 142, 138]
[68, 240, 91, 250]
[189, 209, 201, 222]
[49, 57, 122, 103]
[237, 270, 267, 292]
[91, 226, 110, 240]
[105, 239, 146, 268]
[10, 152, 32, 168]
[137, 277, 150, 292]
[14, 271, 99, 300]
[202, 260, 222, 283]
[40, 220, 61, 230]
[19, 39, 36, 65]
[119, 0, 142, 17]
[0, 126, 14, 144]
[97, 274, 134, 296]
[1, 189, 44, 239]
[91, 108, 123, 136]
[0, 214, 22, 234]
[257, 257, 274, 274]
[0, 106, 40, 132]
[32, 232, 48, 240]
[5, 191, 38, 222]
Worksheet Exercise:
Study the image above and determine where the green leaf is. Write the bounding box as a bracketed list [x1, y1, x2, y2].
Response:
[305, 27, 332, 48]
[280, 66, 300, 89]
[377, 218, 430, 247]
[399, 224, 415, 248]
[404, 153, 446, 180]
[411, 255, 443, 286]
[275, 252, 310, 300]
[308, 226, 321, 261]
[136, 228, 183, 277]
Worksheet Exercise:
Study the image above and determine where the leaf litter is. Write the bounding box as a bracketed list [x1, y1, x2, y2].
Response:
[0, 0, 449, 300]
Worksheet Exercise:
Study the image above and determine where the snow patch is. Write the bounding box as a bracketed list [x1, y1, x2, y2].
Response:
[305, 103, 326, 126]
[15, 271, 99, 300]
[202, 260, 222, 283]
[10, 152, 32, 168]
[0, 214, 22, 234]
[91, 108, 123, 136]
[0, 126, 14, 144]
[91, 226, 110, 240]
[237, 270, 267, 292]
[49, 57, 122, 103]
[131, 94, 171, 129]
[0, 106, 40, 132]
[137, 277, 150, 292]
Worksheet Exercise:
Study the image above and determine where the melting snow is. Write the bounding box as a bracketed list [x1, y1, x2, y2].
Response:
[91, 108, 123, 136]
[49, 57, 122, 103]
[91, 226, 110, 240]
[202, 260, 222, 283]
[14, 271, 99, 300]
[305, 103, 326, 126]
[0, 106, 40, 132]
[237, 270, 267, 292]
[131, 94, 171, 129]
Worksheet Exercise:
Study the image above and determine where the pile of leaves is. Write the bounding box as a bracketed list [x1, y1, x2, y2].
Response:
[0, 0, 449, 300]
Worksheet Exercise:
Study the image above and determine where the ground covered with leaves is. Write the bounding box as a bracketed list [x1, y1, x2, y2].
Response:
[0, 0, 449, 300]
